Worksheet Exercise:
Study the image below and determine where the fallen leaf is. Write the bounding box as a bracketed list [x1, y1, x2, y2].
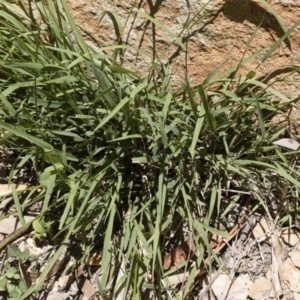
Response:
[163, 253, 172, 270]
[163, 240, 196, 270]
[273, 138, 299, 150]
[88, 253, 102, 266]
[35, 251, 68, 287]
[75, 266, 97, 300]
[51, 275, 74, 292]
[174, 244, 187, 266]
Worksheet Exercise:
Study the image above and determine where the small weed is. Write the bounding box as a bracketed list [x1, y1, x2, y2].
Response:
[0, 245, 30, 299]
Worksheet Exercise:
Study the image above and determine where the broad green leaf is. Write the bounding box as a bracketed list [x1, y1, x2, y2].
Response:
[0, 278, 7, 291]
[7, 244, 19, 258]
[40, 171, 51, 188]
[6, 267, 18, 278]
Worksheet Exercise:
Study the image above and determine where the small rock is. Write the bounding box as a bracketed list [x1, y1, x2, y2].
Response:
[45, 291, 72, 300]
[19, 238, 53, 256]
[248, 277, 273, 300]
[68, 279, 79, 295]
[227, 274, 250, 300]
[281, 228, 300, 246]
[281, 258, 300, 292]
[0, 197, 12, 209]
[0, 217, 19, 234]
[0, 216, 34, 234]
[209, 273, 232, 300]
[252, 219, 271, 244]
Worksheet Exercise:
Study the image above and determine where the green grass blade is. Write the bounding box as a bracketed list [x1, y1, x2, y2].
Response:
[41, 172, 57, 212]
[100, 204, 116, 288]
[258, 0, 291, 48]
[274, 162, 300, 188]
[198, 85, 216, 131]
[255, 96, 266, 137]
[189, 104, 205, 159]
[59, 180, 79, 230]
[0, 121, 52, 150]
[261, 18, 300, 63]
[11, 184, 25, 225]
[0, 93, 16, 116]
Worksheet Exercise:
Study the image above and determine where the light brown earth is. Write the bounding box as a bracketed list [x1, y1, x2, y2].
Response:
[66, 0, 300, 84]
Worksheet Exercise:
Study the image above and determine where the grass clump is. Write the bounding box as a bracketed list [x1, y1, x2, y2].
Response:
[0, 0, 300, 299]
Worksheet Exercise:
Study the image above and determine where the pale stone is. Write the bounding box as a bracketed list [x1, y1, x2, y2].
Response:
[294, 292, 300, 300]
[0, 197, 12, 209]
[252, 219, 271, 244]
[0, 216, 34, 234]
[281, 258, 300, 292]
[290, 251, 300, 268]
[45, 292, 73, 300]
[227, 274, 250, 300]
[281, 228, 300, 246]
[209, 273, 232, 300]
[248, 277, 273, 300]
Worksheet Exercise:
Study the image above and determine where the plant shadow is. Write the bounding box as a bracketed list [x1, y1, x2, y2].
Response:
[166, 0, 291, 66]
[222, 0, 290, 48]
